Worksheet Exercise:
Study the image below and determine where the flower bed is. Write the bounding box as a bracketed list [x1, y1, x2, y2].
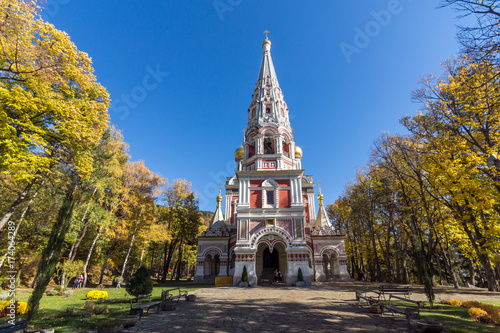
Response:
[86, 290, 109, 299]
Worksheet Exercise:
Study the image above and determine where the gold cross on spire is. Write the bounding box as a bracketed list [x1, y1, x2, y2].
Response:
[318, 181, 322, 192]
[241, 129, 246, 142]
[264, 30, 270, 38]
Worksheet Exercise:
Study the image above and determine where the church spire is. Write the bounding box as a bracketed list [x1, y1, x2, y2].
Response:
[235, 34, 303, 171]
[209, 184, 225, 229]
[315, 182, 332, 228]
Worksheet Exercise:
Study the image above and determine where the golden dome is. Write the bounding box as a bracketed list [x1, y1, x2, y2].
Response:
[235, 145, 244, 160]
[294, 145, 303, 159]
[262, 37, 271, 48]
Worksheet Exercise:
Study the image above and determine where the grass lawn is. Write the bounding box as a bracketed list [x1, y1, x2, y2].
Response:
[0, 280, 211, 332]
[382, 301, 500, 333]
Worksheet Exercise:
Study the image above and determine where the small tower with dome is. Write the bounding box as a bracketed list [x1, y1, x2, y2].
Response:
[194, 34, 349, 285]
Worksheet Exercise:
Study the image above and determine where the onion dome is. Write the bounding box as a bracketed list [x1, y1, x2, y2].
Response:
[294, 145, 303, 159]
[235, 145, 244, 160]
[262, 37, 271, 50]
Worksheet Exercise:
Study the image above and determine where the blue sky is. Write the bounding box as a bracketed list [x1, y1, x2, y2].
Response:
[43, 0, 463, 211]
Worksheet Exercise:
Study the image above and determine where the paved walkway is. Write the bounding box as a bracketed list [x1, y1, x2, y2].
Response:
[123, 284, 423, 333]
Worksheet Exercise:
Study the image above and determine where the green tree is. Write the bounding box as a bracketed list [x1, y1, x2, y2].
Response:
[126, 265, 153, 297]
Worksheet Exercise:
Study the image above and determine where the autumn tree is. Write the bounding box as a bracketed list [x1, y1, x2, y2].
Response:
[0, 0, 110, 230]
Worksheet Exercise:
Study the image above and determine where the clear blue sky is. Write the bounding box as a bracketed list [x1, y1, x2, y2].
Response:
[44, 0, 463, 211]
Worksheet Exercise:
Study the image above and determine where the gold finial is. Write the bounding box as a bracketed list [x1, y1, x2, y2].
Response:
[217, 183, 223, 204]
[242, 129, 246, 142]
[264, 30, 270, 39]
[317, 181, 324, 207]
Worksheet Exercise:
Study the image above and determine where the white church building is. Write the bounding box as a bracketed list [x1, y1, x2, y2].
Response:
[194, 36, 350, 286]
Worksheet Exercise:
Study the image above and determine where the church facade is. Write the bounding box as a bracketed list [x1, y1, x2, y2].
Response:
[194, 37, 350, 286]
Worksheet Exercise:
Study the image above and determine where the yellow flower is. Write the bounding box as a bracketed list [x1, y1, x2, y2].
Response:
[0, 301, 10, 311]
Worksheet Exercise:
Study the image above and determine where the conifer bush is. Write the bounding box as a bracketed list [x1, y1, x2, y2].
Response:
[297, 268, 304, 282]
[126, 265, 153, 297]
[241, 265, 248, 283]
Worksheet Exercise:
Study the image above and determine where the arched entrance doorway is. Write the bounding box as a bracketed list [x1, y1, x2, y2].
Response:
[322, 251, 339, 280]
[256, 240, 287, 283]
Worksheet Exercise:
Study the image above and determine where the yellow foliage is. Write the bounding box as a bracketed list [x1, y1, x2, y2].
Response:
[468, 307, 489, 322]
[86, 290, 109, 299]
[0, 301, 10, 311]
[461, 300, 482, 308]
[16, 302, 30, 315]
[444, 299, 462, 307]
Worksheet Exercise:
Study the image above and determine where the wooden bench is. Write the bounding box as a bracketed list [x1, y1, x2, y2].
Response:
[380, 291, 422, 324]
[355, 291, 378, 306]
[374, 285, 412, 303]
[161, 288, 188, 304]
[0, 319, 46, 333]
[129, 294, 161, 318]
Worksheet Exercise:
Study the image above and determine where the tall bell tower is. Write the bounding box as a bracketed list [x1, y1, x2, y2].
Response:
[194, 35, 349, 286]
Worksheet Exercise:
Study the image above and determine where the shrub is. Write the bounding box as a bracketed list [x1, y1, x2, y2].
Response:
[86, 290, 109, 299]
[54, 285, 63, 292]
[297, 268, 304, 282]
[56, 291, 65, 296]
[469, 307, 489, 322]
[462, 300, 482, 309]
[478, 303, 500, 323]
[16, 302, 30, 315]
[82, 300, 109, 315]
[153, 281, 158, 286]
[444, 299, 462, 307]
[46, 290, 57, 296]
[126, 265, 153, 297]
[241, 265, 248, 283]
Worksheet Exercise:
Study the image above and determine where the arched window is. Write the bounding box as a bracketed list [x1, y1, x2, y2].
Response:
[266, 107, 271, 113]
[267, 191, 274, 204]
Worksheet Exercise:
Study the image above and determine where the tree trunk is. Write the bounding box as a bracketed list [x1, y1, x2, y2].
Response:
[161, 241, 169, 280]
[68, 187, 98, 263]
[139, 247, 145, 267]
[175, 244, 183, 280]
[0, 176, 39, 231]
[27, 181, 77, 323]
[121, 219, 140, 277]
[0, 178, 43, 268]
[99, 239, 118, 285]
[83, 226, 101, 287]
[408, 214, 434, 307]
[163, 240, 177, 280]
[469, 258, 475, 286]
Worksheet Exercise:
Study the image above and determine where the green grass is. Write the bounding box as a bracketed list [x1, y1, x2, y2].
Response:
[381, 301, 500, 333]
[0, 281, 211, 332]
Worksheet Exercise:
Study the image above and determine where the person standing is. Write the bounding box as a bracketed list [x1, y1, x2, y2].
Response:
[72, 276, 80, 289]
[273, 269, 278, 283]
[78, 274, 84, 288]
[116, 280, 121, 289]
[278, 271, 283, 283]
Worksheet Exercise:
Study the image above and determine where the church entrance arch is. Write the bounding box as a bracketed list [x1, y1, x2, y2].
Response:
[256, 239, 287, 283]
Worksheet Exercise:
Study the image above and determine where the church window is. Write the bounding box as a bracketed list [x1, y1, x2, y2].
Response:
[266, 107, 270, 113]
[264, 137, 274, 154]
[239, 220, 247, 240]
[267, 191, 274, 204]
[294, 218, 303, 239]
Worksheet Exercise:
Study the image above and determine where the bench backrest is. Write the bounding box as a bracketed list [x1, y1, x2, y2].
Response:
[130, 294, 152, 304]
[378, 285, 412, 293]
[0, 320, 27, 332]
